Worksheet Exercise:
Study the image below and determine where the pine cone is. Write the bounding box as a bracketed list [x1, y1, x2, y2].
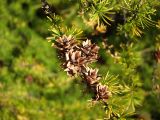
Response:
[82, 67, 100, 85]
[81, 67, 110, 101]
[81, 39, 100, 62]
[95, 83, 110, 100]
[54, 35, 77, 52]
[64, 49, 87, 76]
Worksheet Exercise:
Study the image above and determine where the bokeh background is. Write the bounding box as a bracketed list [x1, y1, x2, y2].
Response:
[0, 0, 160, 120]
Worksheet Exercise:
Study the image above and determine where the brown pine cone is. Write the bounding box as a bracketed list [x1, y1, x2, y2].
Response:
[54, 35, 77, 52]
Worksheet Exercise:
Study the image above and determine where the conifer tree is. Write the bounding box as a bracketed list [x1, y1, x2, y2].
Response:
[41, 0, 160, 119]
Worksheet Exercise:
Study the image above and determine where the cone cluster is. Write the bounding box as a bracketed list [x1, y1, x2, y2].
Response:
[53, 35, 111, 101]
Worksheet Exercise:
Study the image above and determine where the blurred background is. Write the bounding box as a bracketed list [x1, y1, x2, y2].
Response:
[0, 0, 160, 120]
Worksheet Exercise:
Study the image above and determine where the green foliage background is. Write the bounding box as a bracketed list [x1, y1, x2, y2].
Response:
[0, 0, 160, 120]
